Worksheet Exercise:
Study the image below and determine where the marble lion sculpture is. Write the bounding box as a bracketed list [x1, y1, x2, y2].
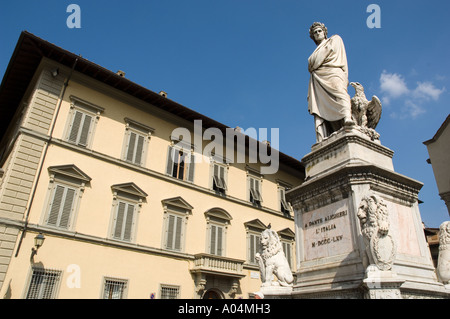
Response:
[255, 228, 294, 287]
[357, 194, 396, 271]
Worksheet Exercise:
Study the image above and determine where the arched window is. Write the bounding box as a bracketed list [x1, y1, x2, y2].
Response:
[204, 208, 232, 256]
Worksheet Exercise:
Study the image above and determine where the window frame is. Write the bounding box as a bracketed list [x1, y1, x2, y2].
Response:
[204, 208, 232, 257]
[278, 185, 292, 216]
[278, 228, 296, 271]
[161, 197, 193, 253]
[166, 142, 195, 183]
[211, 161, 228, 195]
[244, 219, 267, 265]
[247, 174, 263, 207]
[101, 277, 128, 299]
[64, 96, 104, 148]
[24, 266, 62, 299]
[108, 183, 147, 243]
[41, 165, 91, 231]
[159, 284, 180, 299]
[121, 118, 154, 167]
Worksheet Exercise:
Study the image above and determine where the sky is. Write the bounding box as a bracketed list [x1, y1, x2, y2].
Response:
[0, 0, 449, 228]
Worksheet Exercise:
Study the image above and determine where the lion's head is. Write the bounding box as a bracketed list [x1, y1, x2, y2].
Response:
[357, 194, 389, 239]
[260, 228, 283, 260]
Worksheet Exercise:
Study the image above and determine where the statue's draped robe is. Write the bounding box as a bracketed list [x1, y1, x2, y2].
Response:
[308, 35, 351, 141]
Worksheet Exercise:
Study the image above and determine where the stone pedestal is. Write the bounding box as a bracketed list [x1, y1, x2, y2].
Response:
[257, 286, 293, 299]
[286, 126, 450, 299]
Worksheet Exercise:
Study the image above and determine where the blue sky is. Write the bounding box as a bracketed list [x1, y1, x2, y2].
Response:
[1, 1, 449, 227]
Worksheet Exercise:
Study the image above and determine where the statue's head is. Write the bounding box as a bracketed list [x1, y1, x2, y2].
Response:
[309, 22, 328, 45]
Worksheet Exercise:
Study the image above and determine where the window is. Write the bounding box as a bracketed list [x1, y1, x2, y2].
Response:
[248, 176, 262, 207]
[102, 277, 128, 299]
[205, 208, 232, 257]
[65, 96, 104, 148]
[278, 186, 291, 216]
[248, 232, 261, 264]
[109, 183, 147, 243]
[46, 184, 77, 229]
[112, 200, 136, 241]
[209, 223, 224, 256]
[26, 267, 62, 299]
[278, 228, 295, 270]
[166, 144, 195, 182]
[160, 284, 180, 299]
[165, 213, 183, 251]
[43, 165, 91, 230]
[244, 219, 267, 265]
[122, 118, 154, 166]
[161, 197, 193, 252]
[212, 162, 227, 195]
[282, 241, 293, 269]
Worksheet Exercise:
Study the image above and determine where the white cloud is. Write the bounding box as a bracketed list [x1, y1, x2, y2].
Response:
[413, 81, 445, 101]
[378, 71, 445, 119]
[379, 70, 409, 99]
[404, 100, 426, 118]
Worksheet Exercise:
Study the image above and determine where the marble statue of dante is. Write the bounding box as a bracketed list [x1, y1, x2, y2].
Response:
[307, 22, 354, 142]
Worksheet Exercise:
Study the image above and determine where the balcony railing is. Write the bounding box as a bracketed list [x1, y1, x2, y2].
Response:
[191, 253, 245, 278]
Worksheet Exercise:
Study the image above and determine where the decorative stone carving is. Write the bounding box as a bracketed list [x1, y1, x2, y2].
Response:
[437, 221, 450, 284]
[357, 194, 396, 271]
[350, 82, 382, 140]
[255, 227, 294, 287]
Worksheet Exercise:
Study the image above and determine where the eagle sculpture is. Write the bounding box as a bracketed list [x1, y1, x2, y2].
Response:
[350, 82, 382, 130]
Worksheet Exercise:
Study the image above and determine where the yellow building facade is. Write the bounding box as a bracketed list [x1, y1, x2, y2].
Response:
[0, 32, 304, 299]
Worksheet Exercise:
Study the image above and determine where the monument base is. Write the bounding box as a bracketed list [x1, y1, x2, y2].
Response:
[256, 286, 293, 299]
[287, 127, 450, 299]
[362, 265, 403, 299]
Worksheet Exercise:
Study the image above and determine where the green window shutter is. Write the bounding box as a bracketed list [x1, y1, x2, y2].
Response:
[166, 214, 182, 251]
[78, 114, 92, 146]
[187, 153, 195, 182]
[174, 216, 182, 251]
[134, 135, 145, 165]
[47, 185, 65, 226]
[114, 202, 126, 239]
[68, 110, 93, 146]
[283, 242, 292, 268]
[114, 201, 135, 241]
[123, 203, 135, 241]
[210, 225, 216, 254]
[219, 165, 227, 190]
[47, 185, 76, 229]
[166, 146, 175, 176]
[249, 233, 261, 263]
[217, 226, 223, 256]
[68, 111, 83, 143]
[166, 214, 176, 249]
[213, 164, 226, 190]
[126, 132, 137, 162]
[59, 188, 75, 228]
[210, 225, 224, 256]
[254, 179, 262, 201]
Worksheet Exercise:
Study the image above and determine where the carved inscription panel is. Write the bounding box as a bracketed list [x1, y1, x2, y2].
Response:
[302, 199, 354, 261]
